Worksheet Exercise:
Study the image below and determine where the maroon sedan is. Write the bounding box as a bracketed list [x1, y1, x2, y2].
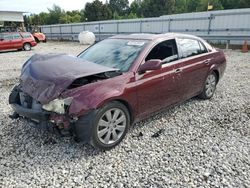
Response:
[9, 33, 226, 150]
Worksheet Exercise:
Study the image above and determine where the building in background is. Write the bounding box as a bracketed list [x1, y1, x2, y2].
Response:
[0, 11, 25, 32]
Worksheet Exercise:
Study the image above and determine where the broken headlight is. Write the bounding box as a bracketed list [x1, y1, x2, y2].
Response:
[42, 97, 73, 114]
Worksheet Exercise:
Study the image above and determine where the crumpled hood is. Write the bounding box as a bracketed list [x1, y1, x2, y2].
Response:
[20, 54, 117, 104]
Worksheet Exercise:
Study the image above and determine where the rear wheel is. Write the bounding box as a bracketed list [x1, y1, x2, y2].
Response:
[91, 101, 130, 150]
[198, 72, 218, 99]
[23, 43, 31, 51]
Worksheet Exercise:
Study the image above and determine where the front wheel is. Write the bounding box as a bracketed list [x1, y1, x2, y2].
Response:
[91, 101, 130, 150]
[23, 43, 31, 51]
[198, 72, 218, 99]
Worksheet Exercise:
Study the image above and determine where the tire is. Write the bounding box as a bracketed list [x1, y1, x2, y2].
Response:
[198, 72, 218, 99]
[23, 43, 31, 51]
[90, 101, 130, 150]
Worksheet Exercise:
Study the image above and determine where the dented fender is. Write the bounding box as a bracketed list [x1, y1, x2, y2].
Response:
[61, 72, 137, 117]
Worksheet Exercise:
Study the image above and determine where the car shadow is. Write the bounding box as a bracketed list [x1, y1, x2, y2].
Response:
[5, 97, 201, 160]
[0, 49, 22, 53]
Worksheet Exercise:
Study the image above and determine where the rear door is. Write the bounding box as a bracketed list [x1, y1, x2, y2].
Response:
[11, 33, 23, 49]
[175, 38, 212, 100]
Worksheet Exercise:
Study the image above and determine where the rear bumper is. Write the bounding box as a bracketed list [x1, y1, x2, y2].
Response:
[31, 41, 37, 47]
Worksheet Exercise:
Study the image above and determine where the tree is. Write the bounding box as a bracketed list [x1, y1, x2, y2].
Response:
[220, 0, 238, 9]
[46, 4, 65, 24]
[85, 0, 112, 21]
[130, 0, 143, 17]
[38, 12, 49, 25]
[197, 0, 223, 11]
[109, 0, 129, 16]
[80, 9, 86, 22]
[238, 0, 250, 8]
[141, 0, 175, 17]
[23, 0, 250, 26]
[186, 0, 200, 12]
[175, 0, 187, 13]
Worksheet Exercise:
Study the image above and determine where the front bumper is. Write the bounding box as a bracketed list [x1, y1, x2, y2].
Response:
[9, 86, 96, 143]
[11, 103, 50, 121]
[9, 86, 50, 121]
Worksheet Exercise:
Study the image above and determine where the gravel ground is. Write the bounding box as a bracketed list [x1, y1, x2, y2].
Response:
[0, 42, 249, 187]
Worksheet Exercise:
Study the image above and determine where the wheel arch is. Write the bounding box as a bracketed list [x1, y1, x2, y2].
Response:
[209, 64, 220, 83]
[23, 42, 31, 46]
[212, 69, 220, 83]
[98, 98, 134, 124]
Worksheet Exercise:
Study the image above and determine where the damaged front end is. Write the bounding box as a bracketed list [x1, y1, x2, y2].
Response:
[9, 54, 121, 141]
[9, 85, 76, 136]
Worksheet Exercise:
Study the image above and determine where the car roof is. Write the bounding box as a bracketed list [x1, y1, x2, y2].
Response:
[0, 32, 31, 34]
[110, 33, 202, 41]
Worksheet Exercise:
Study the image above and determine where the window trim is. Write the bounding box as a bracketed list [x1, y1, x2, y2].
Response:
[137, 38, 180, 70]
[176, 37, 209, 59]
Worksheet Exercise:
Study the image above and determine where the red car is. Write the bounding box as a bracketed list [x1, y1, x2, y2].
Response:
[0, 32, 37, 51]
[9, 33, 226, 150]
[32, 32, 46, 43]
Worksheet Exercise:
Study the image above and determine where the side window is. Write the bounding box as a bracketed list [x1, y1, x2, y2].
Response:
[178, 38, 207, 58]
[2, 34, 13, 40]
[145, 39, 178, 64]
[12, 33, 22, 39]
[199, 41, 208, 54]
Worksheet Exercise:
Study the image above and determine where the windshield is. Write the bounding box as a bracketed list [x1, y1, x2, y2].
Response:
[78, 38, 148, 72]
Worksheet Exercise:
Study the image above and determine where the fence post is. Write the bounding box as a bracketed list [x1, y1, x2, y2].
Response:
[70, 25, 73, 41]
[140, 20, 142, 33]
[226, 40, 230, 49]
[59, 25, 62, 41]
[207, 14, 213, 35]
[98, 22, 101, 41]
[161, 19, 164, 33]
[117, 22, 119, 34]
[168, 19, 172, 32]
[50, 26, 52, 40]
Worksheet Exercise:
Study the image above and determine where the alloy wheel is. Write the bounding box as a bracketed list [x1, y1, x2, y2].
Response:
[205, 74, 217, 97]
[97, 108, 126, 145]
[23, 43, 31, 51]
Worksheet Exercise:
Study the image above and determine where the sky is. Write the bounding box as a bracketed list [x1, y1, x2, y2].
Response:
[0, 0, 109, 14]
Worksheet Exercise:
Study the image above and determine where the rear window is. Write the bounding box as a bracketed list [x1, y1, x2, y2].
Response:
[22, 33, 32, 38]
[177, 38, 207, 58]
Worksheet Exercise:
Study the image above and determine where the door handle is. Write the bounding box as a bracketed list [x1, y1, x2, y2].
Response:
[175, 68, 182, 73]
[203, 59, 211, 65]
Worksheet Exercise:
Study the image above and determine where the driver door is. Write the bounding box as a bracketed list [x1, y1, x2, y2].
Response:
[135, 39, 182, 119]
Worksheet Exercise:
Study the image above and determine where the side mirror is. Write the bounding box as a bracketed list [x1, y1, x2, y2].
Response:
[138, 59, 162, 73]
[0, 39, 4, 41]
